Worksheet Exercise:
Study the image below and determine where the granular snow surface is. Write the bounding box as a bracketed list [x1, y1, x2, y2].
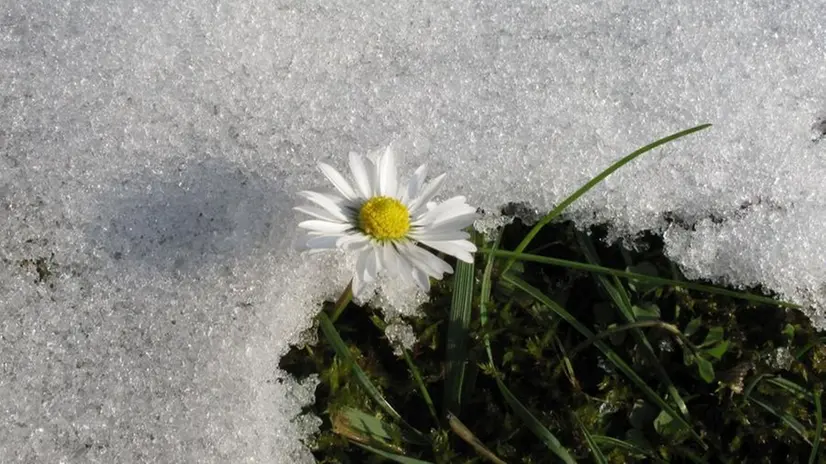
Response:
[1, 0, 825, 461]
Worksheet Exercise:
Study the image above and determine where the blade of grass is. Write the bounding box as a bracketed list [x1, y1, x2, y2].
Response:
[503, 273, 707, 449]
[561, 320, 700, 365]
[335, 407, 425, 448]
[368, 314, 440, 426]
[766, 376, 815, 405]
[484, 249, 798, 309]
[743, 373, 772, 399]
[493, 373, 578, 464]
[479, 231, 577, 464]
[501, 124, 712, 276]
[554, 334, 581, 389]
[318, 312, 428, 443]
[794, 336, 826, 359]
[572, 412, 608, 464]
[742, 373, 817, 406]
[577, 231, 691, 418]
[809, 387, 822, 464]
[444, 232, 476, 416]
[479, 229, 502, 364]
[748, 394, 811, 444]
[447, 412, 508, 464]
[354, 443, 435, 464]
[479, 229, 502, 332]
[591, 435, 667, 463]
[330, 280, 354, 322]
[402, 349, 440, 425]
[672, 446, 708, 464]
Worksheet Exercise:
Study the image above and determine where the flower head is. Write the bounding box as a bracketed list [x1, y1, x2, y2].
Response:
[296, 147, 478, 296]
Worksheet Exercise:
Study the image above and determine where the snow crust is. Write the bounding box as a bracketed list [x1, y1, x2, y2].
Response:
[2, 0, 825, 460]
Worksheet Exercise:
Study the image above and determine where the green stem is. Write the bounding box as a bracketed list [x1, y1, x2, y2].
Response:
[330, 280, 354, 322]
[559, 320, 700, 370]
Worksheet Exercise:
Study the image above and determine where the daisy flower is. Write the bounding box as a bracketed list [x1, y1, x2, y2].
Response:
[295, 147, 478, 297]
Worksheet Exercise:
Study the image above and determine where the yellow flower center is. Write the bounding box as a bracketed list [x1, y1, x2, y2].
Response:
[358, 196, 410, 241]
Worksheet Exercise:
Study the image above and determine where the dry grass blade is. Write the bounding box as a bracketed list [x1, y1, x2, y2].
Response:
[447, 412, 508, 464]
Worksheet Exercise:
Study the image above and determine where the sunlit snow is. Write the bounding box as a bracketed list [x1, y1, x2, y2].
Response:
[2, 0, 825, 461]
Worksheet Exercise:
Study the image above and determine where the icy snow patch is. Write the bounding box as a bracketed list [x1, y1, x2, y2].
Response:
[2, 0, 826, 461]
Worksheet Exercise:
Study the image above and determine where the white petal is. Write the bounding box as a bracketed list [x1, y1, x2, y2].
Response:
[415, 196, 473, 224]
[306, 248, 333, 255]
[352, 247, 378, 298]
[318, 162, 357, 200]
[416, 247, 454, 276]
[377, 147, 399, 197]
[381, 243, 401, 276]
[356, 249, 373, 281]
[354, 245, 380, 287]
[348, 152, 373, 198]
[351, 251, 369, 297]
[396, 246, 430, 292]
[305, 234, 343, 250]
[336, 233, 371, 250]
[411, 268, 430, 292]
[297, 191, 350, 222]
[294, 205, 345, 222]
[407, 173, 446, 215]
[402, 164, 428, 204]
[365, 156, 380, 197]
[298, 220, 353, 234]
[365, 245, 382, 278]
[393, 245, 415, 279]
[351, 273, 364, 298]
[409, 229, 470, 241]
[419, 239, 476, 263]
[400, 243, 453, 278]
[413, 212, 478, 233]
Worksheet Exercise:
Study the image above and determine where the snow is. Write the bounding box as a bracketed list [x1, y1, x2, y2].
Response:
[2, 0, 825, 461]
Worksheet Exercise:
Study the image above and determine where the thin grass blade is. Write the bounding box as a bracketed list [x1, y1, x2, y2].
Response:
[494, 374, 577, 464]
[368, 314, 439, 425]
[484, 249, 797, 308]
[318, 312, 427, 442]
[503, 273, 706, 449]
[591, 435, 666, 463]
[354, 443, 436, 464]
[577, 231, 690, 418]
[336, 407, 426, 447]
[402, 349, 439, 425]
[330, 280, 354, 322]
[479, 230, 501, 330]
[572, 413, 607, 464]
[479, 231, 576, 463]
[479, 230, 502, 362]
[502, 124, 711, 275]
[748, 394, 811, 444]
[743, 373, 772, 398]
[808, 388, 822, 464]
[444, 233, 476, 415]
[447, 412, 508, 464]
[766, 376, 815, 405]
